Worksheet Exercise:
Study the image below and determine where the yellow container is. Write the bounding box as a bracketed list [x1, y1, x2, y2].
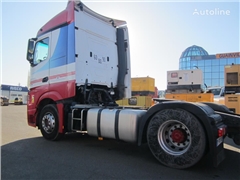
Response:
[135, 96, 152, 108]
[116, 96, 152, 108]
[131, 77, 155, 92]
[165, 94, 187, 101]
[165, 93, 214, 103]
[116, 98, 128, 106]
[186, 93, 213, 102]
[225, 94, 240, 114]
[225, 64, 240, 87]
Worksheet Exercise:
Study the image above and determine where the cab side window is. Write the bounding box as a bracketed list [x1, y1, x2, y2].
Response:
[33, 38, 49, 65]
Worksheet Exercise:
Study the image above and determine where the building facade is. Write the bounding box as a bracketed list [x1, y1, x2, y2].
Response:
[179, 45, 240, 87]
[1, 84, 29, 104]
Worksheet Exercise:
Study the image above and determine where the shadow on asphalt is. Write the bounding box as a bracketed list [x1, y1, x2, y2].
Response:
[1, 134, 240, 180]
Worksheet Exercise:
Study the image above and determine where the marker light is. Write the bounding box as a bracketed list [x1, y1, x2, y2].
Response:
[218, 127, 226, 137]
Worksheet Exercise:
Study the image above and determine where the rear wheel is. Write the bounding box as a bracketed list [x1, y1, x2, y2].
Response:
[39, 104, 63, 141]
[147, 108, 206, 169]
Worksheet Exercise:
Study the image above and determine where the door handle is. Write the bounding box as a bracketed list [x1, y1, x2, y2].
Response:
[42, 77, 48, 82]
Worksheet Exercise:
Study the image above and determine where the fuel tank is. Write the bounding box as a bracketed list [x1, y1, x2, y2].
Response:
[86, 108, 146, 143]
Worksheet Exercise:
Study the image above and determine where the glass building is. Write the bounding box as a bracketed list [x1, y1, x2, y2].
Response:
[179, 45, 240, 87]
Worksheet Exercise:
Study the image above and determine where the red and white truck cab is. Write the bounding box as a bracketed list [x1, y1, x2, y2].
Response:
[26, 0, 240, 169]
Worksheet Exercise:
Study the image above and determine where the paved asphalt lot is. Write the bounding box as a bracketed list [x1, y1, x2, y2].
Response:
[1, 105, 240, 180]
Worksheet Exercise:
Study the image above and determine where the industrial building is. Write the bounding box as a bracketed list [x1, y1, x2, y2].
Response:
[179, 45, 240, 87]
[0, 84, 29, 104]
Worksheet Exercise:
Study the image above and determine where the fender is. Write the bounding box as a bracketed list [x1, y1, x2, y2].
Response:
[201, 102, 232, 113]
[56, 103, 64, 133]
[137, 101, 224, 166]
[36, 91, 65, 133]
[38, 91, 63, 103]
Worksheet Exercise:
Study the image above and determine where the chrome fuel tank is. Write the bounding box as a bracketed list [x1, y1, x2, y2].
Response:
[86, 108, 147, 143]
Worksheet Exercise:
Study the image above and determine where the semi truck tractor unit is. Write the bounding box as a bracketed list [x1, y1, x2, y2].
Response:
[26, 0, 240, 169]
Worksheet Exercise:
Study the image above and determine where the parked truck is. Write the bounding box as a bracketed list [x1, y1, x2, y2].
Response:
[26, 0, 240, 169]
[206, 86, 225, 105]
[0, 95, 9, 106]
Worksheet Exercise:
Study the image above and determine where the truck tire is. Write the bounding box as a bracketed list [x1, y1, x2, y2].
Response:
[39, 104, 63, 141]
[147, 108, 206, 169]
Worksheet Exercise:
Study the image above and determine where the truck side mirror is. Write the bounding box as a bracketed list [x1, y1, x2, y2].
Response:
[26, 39, 36, 63]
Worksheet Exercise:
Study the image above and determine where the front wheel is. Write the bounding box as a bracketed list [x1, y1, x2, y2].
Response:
[39, 104, 63, 141]
[147, 109, 206, 169]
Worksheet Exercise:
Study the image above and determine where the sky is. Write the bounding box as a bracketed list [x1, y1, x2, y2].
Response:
[1, 0, 239, 90]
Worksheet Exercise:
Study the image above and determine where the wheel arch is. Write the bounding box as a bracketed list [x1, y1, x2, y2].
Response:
[36, 98, 56, 127]
[35, 91, 63, 126]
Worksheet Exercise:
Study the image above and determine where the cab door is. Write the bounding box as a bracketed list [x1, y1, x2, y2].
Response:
[30, 33, 51, 89]
[29, 32, 51, 108]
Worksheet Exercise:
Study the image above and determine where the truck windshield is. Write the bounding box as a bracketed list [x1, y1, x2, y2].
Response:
[211, 88, 221, 96]
[33, 38, 49, 65]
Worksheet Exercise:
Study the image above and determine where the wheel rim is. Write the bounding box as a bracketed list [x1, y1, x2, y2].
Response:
[158, 120, 191, 155]
[41, 112, 55, 134]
